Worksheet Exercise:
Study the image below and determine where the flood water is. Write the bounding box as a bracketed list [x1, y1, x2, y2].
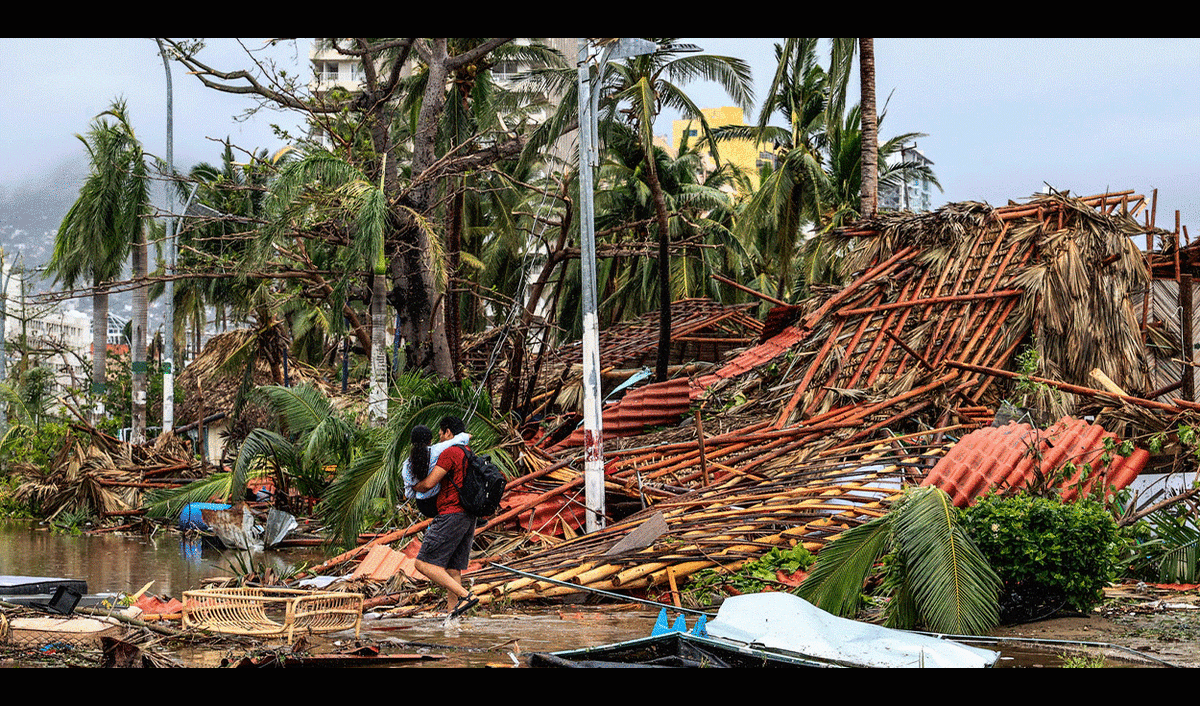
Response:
[0, 519, 661, 667]
[0, 521, 1161, 667]
[0, 520, 328, 597]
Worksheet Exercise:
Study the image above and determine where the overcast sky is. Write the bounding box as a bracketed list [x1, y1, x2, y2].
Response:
[3, 38, 1197, 232]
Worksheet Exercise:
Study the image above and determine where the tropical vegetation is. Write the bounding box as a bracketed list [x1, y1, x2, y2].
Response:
[17, 37, 958, 546]
[961, 493, 1122, 617]
[796, 486, 1002, 635]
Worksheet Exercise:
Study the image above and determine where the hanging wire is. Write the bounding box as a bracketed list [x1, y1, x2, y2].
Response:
[464, 168, 563, 426]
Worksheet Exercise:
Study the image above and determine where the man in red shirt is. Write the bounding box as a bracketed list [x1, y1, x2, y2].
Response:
[413, 416, 479, 618]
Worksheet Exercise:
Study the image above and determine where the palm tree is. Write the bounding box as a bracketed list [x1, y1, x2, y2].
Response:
[262, 149, 391, 426]
[720, 38, 860, 303]
[586, 125, 746, 326]
[49, 101, 150, 424]
[596, 38, 753, 381]
[859, 38, 878, 219]
[797, 486, 1001, 635]
[822, 104, 942, 230]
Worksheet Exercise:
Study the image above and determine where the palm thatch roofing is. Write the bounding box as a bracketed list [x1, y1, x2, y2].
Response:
[175, 329, 335, 431]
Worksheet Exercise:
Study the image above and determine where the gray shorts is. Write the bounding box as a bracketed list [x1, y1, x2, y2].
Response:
[417, 512, 476, 571]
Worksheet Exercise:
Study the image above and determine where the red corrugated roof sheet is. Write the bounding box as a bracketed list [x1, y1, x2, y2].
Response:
[551, 377, 696, 449]
[921, 417, 1149, 507]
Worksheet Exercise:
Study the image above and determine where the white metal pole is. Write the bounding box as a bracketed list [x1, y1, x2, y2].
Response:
[156, 39, 175, 434]
[577, 39, 605, 532]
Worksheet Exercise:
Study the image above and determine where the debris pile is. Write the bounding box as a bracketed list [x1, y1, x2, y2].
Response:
[435, 190, 1197, 605]
[9, 426, 210, 527]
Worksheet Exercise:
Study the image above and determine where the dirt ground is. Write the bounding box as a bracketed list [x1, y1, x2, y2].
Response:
[988, 583, 1200, 667]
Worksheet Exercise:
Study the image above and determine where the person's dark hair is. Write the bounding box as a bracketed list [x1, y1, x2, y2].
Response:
[440, 415, 466, 435]
[409, 425, 432, 481]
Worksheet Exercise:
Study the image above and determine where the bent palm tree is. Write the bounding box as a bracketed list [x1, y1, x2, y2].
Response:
[49, 101, 150, 424]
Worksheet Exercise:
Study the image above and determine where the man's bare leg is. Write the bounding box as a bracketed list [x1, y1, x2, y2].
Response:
[416, 559, 470, 611]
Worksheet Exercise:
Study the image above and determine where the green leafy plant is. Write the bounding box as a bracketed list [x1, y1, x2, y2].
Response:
[1060, 653, 1107, 668]
[50, 507, 92, 535]
[961, 494, 1121, 618]
[796, 486, 1001, 635]
[1122, 502, 1200, 584]
[685, 544, 814, 605]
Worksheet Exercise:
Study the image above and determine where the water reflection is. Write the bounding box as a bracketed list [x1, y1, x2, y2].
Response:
[0, 521, 329, 596]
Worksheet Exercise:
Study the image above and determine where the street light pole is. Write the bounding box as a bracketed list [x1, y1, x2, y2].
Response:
[156, 38, 175, 435]
[576, 38, 658, 533]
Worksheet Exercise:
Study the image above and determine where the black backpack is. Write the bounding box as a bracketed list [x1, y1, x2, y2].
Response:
[454, 449, 506, 518]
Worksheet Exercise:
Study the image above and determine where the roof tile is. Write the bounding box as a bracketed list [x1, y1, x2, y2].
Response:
[921, 417, 1149, 506]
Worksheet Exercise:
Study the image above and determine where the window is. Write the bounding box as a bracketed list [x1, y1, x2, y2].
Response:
[316, 61, 340, 83]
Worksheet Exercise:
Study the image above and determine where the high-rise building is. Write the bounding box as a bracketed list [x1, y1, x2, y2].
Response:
[0, 263, 91, 399]
[879, 144, 936, 212]
[669, 106, 777, 194]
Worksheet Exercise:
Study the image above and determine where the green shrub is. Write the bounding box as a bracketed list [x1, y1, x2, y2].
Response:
[961, 494, 1120, 617]
[1, 420, 70, 472]
[685, 544, 814, 606]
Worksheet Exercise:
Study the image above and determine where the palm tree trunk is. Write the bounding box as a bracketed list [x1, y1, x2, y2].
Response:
[368, 271, 387, 427]
[859, 38, 879, 220]
[131, 236, 147, 444]
[643, 152, 673, 383]
[444, 190, 464, 382]
[91, 287, 108, 423]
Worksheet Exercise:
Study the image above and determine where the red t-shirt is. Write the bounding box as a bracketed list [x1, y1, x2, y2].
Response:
[434, 445, 468, 515]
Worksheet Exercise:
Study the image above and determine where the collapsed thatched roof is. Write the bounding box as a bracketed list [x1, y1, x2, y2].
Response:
[176, 329, 334, 429]
[696, 190, 1152, 434]
[466, 190, 1169, 606]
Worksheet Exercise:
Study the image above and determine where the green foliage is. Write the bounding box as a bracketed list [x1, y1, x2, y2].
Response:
[51, 507, 92, 535]
[685, 544, 814, 606]
[100, 352, 179, 434]
[1060, 653, 1107, 668]
[961, 494, 1121, 615]
[0, 419, 70, 473]
[0, 475, 34, 518]
[145, 383, 354, 519]
[144, 472, 240, 520]
[1122, 503, 1200, 584]
[320, 370, 516, 549]
[797, 486, 1001, 635]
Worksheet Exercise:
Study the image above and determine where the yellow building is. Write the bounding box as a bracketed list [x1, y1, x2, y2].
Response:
[668, 106, 777, 193]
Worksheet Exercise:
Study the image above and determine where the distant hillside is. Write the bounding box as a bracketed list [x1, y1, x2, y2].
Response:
[0, 155, 141, 320]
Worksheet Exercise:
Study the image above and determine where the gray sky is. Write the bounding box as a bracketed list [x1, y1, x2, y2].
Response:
[3, 38, 1197, 232]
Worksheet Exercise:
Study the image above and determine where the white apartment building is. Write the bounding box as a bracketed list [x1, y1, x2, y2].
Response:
[0, 264, 91, 396]
[879, 144, 936, 213]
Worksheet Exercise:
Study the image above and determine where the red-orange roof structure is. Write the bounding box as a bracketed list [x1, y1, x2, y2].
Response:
[920, 417, 1150, 507]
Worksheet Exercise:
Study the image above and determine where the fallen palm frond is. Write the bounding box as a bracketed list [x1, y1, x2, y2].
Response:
[798, 486, 1000, 636]
[13, 425, 211, 522]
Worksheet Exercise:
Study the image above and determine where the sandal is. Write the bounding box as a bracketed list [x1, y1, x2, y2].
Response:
[448, 592, 480, 619]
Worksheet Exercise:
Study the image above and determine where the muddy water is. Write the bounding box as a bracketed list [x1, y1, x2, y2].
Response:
[0, 520, 327, 597]
[1, 520, 663, 667]
[174, 608, 666, 667]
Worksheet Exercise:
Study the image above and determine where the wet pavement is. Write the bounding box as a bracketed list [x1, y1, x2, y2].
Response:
[170, 605, 666, 668]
